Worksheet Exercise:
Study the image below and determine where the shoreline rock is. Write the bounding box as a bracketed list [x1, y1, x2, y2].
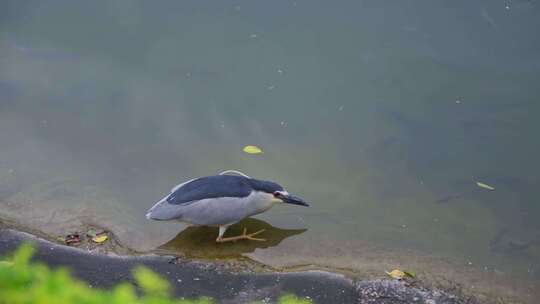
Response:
[0, 228, 475, 304]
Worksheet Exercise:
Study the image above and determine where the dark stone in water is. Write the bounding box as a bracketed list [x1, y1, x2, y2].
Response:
[489, 225, 540, 256]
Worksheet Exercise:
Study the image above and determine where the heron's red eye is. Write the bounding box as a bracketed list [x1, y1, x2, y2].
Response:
[273, 191, 281, 197]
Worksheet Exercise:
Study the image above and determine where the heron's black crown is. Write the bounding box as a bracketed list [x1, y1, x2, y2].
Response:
[247, 178, 284, 194]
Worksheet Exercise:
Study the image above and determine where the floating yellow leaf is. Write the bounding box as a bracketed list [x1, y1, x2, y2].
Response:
[386, 269, 405, 280]
[476, 182, 495, 191]
[243, 145, 263, 154]
[92, 235, 108, 243]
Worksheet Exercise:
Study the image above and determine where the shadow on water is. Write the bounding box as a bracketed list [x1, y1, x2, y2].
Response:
[158, 218, 307, 258]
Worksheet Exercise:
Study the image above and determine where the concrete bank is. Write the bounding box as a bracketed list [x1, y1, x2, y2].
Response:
[0, 228, 473, 304]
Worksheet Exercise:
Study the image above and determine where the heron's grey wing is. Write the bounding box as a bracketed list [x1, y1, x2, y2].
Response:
[171, 178, 196, 193]
[166, 175, 252, 205]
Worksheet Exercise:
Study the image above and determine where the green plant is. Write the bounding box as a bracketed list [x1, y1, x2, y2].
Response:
[0, 244, 311, 304]
[277, 294, 312, 304]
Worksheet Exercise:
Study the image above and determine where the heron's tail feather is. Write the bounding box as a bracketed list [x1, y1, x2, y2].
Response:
[145, 196, 169, 220]
[145, 194, 186, 221]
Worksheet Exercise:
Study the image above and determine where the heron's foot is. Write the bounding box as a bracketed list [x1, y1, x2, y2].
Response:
[216, 228, 266, 243]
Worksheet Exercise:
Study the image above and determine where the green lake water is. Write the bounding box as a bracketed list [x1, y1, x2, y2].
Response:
[1, 0, 539, 300]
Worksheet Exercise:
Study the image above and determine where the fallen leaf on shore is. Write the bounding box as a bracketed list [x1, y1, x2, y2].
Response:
[92, 234, 108, 244]
[86, 229, 97, 238]
[86, 229, 105, 238]
[403, 271, 416, 278]
[64, 233, 81, 246]
[386, 269, 405, 279]
[476, 182, 495, 191]
[243, 145, 263, 154]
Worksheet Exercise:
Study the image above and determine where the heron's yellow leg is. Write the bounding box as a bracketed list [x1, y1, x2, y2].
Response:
[216, 228, 266, 243]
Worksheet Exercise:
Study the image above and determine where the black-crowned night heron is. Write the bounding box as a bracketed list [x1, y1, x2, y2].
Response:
[146, 170, 310, 242]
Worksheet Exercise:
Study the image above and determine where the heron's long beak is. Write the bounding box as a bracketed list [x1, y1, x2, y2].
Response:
[281, 194, 310, 207]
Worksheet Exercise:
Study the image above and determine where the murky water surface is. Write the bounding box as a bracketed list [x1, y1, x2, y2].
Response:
[1, 0, 539, 298]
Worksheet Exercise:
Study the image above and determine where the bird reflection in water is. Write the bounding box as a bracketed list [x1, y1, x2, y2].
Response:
[158, 218, 307, 258]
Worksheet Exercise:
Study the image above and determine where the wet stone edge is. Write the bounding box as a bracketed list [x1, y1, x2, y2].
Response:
[0, 228, 478, 304]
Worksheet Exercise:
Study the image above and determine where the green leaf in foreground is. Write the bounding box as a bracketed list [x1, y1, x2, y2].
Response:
[133, 266, 170, 296]
[279, 294, 312, 304]
[0, 243, 309, 304]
